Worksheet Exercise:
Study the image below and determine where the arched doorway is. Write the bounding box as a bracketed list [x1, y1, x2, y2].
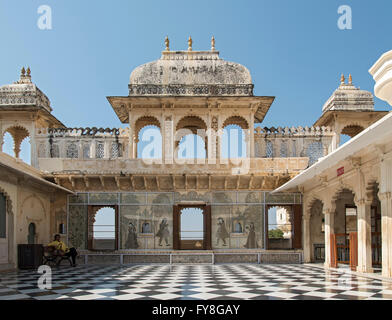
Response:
[0, 191, 13, 266]
[309, 200, 325, 262]
[265, 204, 302, 250]
[331, 189, 357, 268]
[87, 206, 118, 251]
[369, 183, 382, 271]
[173, 204, 211, 250]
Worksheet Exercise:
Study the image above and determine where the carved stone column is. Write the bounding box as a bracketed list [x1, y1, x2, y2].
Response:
[249, 113, 255, 158]
[379, 156, 392, 277]
[128, 111, 134, 159]
[356, 198, 373, 273]
[324, 208, 334, 268]
[164, 116, 173, 164]
[379, 191, 392, 277]
[303, 214, 311, 263]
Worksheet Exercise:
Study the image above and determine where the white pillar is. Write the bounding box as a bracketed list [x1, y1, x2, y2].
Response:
[164, 116, 173, 164]
[379, 191, 392, 278]
[324, 208, 334, 268]
[128, 111, 134, 159]
[303, 214, 311, 263]
[249, 114, 255, 158]
[379, 157, 392, 278]
[356, 199, 373, 273]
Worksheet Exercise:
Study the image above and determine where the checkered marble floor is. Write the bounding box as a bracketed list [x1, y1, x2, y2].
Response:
[1, 264, 392, 300]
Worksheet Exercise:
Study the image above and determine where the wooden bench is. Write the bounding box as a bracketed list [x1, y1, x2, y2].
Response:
[43, 246, 73, 267]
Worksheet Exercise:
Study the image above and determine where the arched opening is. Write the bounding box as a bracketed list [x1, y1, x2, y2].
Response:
[333, 189, 357, 266]
[340, 125, 365, 146]
[89, 207, 117, 251]
[180, 207, 204, 249]
[267, 206, 293, 249]
[28, 223, 36, 244]
[138, 125, 162, 159]
[2, 126, 31, 164]
[134, 116, 162, 160]
[221, 116, 248, 159]
[309, 199, 325, 262]
[0, 191, 13, 266]
[175, 116, 207, 161]
[173, 204, 211, 250]
[369, 182, 382, 271]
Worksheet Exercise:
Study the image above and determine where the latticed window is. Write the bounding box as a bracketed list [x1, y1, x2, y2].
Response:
[307, 142, 323, 166]
[83, 144, 90, 159]
[38, 143, 46, 158]
[66, 143, 78, 159]
[51, 144, 60, 158]
[266, 140, 274, 158]
[291, 140, 297, 157]
[111, 142, 122, 158]
[280, 141, 288, 157]
[96, 142, 104, 159]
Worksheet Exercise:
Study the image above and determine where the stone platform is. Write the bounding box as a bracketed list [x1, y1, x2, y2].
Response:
[74, 250, 303, 265]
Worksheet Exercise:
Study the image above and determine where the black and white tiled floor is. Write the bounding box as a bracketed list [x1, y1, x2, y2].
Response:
[1, 264, 392, 300]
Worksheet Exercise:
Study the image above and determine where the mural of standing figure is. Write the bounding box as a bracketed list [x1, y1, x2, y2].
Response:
[156, 218, 170, 246]
[244, 222, 257, 248]
[216, 217, 229, 246]
[125, 222, 138, 249]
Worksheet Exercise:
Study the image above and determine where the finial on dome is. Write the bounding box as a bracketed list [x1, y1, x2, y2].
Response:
[21, 67, 26, 76]
[27, 67, 31, 77]
[348, 74, 352, 85]
[188, 36, 193, 51]
[165, 36, 170, 51]
[340, 74, 345, 85]
[211, 36, 215, 51]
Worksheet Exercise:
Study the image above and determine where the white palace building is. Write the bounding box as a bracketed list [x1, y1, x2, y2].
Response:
[0, 38, 392, 278]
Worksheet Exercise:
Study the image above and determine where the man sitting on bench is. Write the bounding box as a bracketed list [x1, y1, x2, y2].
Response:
[47, 234, 78, 267]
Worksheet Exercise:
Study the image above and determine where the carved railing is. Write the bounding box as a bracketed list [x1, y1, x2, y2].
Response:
[35, 127, 129, 160]
[254, 126, 333, 136]
[254, 126, 334, 166]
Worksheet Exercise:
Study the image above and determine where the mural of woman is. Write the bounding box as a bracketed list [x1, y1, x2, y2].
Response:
[216, 217, 229, 246]
[244, 222, 257, 248]
[156, 218, 170, 246]
[125, 222, 139, 249]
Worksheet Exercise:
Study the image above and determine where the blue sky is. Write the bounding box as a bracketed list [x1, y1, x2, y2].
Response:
[1, 0, 391, 162]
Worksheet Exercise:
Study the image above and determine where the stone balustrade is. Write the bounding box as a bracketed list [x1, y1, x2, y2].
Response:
[35, 127, 129, 160]
[34, 126, 334, 167]
[254, 126, 334, 165]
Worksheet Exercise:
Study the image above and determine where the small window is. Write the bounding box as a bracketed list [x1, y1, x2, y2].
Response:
[142, 222, 151, 233]
[234, 222, 243, 233]
[59, 223, 66, 234]
[266, 141, 274, 158]
[28, 223, 36, 244]
[66, 143, 78, 159]
[96, 142, 104, 159]
[83, 144, 90, 159]
[51, 144, 60, 158]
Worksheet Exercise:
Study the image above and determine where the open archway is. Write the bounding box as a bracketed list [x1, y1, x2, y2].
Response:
[2, 126, 31, 164]
[221, 116, 248, 159]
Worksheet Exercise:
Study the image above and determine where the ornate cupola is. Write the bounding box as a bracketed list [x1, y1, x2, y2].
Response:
[0, 67, 64, 167]
[314, 74, 387, 149]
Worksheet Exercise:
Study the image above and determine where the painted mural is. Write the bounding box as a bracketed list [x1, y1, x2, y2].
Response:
[67, 191, 300, 250]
